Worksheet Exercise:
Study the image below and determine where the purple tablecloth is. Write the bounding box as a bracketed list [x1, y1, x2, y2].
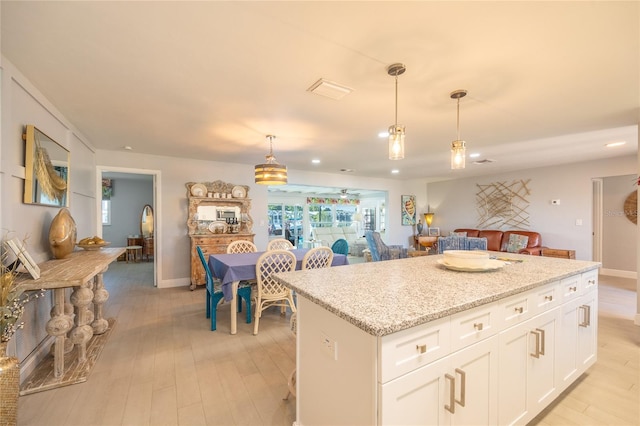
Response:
[209, 249, 349, 301]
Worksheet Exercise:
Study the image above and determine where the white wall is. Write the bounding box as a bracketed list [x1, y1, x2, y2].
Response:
[426, 155, 637, 265]
[0, 58, 98, 373]
[602, 174, 637, 273]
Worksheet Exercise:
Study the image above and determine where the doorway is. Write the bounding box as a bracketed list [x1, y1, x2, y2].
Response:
[97, 166, 160, 287]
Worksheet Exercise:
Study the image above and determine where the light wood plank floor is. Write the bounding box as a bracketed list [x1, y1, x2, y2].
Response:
[17, 262, 639, 425]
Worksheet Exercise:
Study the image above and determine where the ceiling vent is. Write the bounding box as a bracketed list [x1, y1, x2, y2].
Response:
[307, 78, 353, 100]
[473, 159, 495, 165]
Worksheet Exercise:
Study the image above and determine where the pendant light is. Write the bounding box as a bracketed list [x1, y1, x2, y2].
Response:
[387, 63, 406, 160]
[254, 135, 288, 185]
[450, 89, 467, 169]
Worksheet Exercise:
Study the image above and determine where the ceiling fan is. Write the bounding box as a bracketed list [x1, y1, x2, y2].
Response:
[340, 189, 349, 199]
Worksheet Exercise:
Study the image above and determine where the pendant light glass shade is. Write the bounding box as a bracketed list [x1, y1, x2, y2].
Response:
[387, 63, 406, 160]
[451, 140, 466, 169]
[450, 89, 467, 170]
[255, 135, 287, 185]
[388, 125, 405, 160]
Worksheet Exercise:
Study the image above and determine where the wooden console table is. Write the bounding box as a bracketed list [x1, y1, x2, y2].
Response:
[15, 247, 124, 392]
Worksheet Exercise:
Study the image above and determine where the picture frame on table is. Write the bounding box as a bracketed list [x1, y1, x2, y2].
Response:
[428, 227, 440, 237]
[401, 194, 416, 226]
[5, 237, 40, 279]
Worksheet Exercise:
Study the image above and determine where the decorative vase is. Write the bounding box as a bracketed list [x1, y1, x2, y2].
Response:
[0, 342, 20, 426]
[416, 221, 423, 235]
[49, 207, 77, 259]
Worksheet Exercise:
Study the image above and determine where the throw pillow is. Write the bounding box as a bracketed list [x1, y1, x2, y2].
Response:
[506, 234, 529, 253]
[450, 231, 467, 237]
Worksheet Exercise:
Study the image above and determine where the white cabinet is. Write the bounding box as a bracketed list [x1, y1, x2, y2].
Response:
[295, 268, 598, 426]
[557, 272, 598, 390]
[498, 307, 559, 425]
[380, 336, 499, 426]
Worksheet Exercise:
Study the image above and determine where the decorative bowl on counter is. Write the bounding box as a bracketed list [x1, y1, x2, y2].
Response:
[77, 242, 111, 251]
[443, 250, 490, 268]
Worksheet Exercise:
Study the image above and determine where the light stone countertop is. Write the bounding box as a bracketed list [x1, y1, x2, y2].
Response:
[274, 253, 600, 337]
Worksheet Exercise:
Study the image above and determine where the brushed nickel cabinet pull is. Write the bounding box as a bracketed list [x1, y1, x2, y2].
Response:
[530, 330, 541, 358]
[445, 373, 456, 414]
[416, 344, 427, 354]
[545, 295, 553, 301]
[473, 322, 484, 331]
[579, 305, 591, 327]
[569, 286, 577, 292]
[455, 368, 466, 407]
[514, 307, 523, 314]
[537, 328, 545, 356]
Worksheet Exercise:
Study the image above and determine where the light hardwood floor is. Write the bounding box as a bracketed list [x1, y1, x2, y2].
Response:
[17, 262, 639, 425]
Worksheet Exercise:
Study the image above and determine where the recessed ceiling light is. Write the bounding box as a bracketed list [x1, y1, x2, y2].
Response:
[391, 169, 400, 174]
[378, 131, 389, 138]
[340, 168, 355, 173]
[312, 159, 320, 164]
[469, 152, 481, 158]
[605, 141, 626, 148]
[123, 146, 133, 150]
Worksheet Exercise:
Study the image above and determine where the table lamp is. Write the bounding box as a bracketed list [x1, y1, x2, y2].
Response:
[424, 212, 434, 233]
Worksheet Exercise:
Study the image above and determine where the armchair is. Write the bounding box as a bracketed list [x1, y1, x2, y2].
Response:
[364, 231, 408, 261]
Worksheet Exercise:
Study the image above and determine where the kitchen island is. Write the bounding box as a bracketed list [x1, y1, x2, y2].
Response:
[275, 253, 600, 426]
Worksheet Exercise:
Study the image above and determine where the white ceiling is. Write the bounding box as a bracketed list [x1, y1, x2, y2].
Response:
[2, 1, 638, 183]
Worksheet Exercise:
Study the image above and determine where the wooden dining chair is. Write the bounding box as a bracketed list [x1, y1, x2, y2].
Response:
[226, 240, 257, 254]
[253, 249, 297, 335]
[267, 238, 294, 251]
[302, 246, 334, 270]
[196, 246, 252, 331]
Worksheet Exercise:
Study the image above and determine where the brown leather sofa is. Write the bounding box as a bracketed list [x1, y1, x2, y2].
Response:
[453, 228, 545, 255]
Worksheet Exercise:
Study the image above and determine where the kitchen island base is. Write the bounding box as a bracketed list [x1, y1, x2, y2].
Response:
[292, 265, 598, 425]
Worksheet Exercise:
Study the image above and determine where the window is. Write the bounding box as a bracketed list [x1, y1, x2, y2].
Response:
[101, 200, 111, 225]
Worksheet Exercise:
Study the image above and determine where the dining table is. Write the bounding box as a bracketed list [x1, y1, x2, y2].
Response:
[209, 248, 349, 334]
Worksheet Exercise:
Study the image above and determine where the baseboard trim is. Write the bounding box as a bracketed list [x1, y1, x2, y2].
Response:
[599, 268, 637, 279]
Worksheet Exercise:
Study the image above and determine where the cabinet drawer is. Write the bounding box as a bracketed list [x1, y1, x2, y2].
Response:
[450, 301, 500, 352]
[501, 292, 534, 327]
[560, 275, 581, 302]
[581, 270, 598, 293]
[380, 316, 450, 383]
[531, 282, 560, 314]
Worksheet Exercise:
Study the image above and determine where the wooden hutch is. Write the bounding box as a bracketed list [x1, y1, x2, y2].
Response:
[186, 180, 254, 290]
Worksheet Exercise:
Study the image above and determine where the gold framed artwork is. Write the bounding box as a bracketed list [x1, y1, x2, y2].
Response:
[401, 195, 416, 226]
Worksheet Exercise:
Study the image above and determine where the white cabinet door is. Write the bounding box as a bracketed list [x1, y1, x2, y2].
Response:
[380, 337, 498, 426]
[576, 290, 597, 371]
[446, 336, 499, 426]
[380, 356, 449, 425]
[557, 287, 598, 391]
[498, 308, 559, 425]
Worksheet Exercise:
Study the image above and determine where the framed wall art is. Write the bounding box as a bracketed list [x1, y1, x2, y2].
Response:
[6, 237, 40, 279]
[401, 195, 416, 226]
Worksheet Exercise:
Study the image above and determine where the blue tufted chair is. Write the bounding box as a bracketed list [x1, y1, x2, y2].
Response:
[331, 238, 349, 256]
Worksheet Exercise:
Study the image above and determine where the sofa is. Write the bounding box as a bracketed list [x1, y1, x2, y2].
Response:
[453, 228, 545, 255]
[312, 226, 367, 254]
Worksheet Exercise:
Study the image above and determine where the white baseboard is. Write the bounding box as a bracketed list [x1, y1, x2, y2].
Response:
[599, 268, 638, 279]
[19, 335, 54, 385]
[158, 277, 191, 289]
